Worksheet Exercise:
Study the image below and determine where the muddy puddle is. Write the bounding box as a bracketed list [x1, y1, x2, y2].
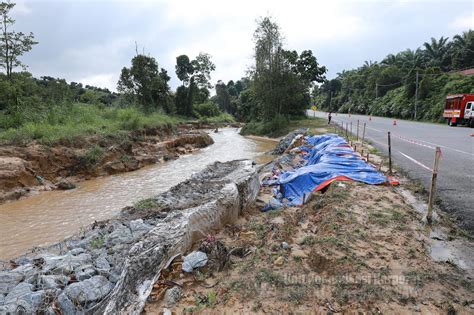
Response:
[0, 128, 276, 260]
[399, 188, 474, 276]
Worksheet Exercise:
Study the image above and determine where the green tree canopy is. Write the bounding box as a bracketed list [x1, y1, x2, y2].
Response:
[0, 1, 38, 79]
[117, 54, 172, 113]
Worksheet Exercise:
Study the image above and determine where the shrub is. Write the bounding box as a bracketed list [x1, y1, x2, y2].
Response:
[193, 102, 221, 118]
[80, 145, 104, 166]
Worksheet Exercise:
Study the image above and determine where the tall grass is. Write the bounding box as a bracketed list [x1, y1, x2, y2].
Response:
[0, 103, 182, 145]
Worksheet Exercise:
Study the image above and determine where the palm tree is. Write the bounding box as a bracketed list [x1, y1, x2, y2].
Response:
[423, 36, 451, 69]
[451, 30, 474, 69]
[381, 54, 399, 67]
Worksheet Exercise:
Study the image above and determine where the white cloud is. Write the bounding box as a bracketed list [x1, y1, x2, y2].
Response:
[18, 0, 474, 91]
[150, 0, 368, 85]
[75, 73, 118, 91]
[13, 0, 32, 15]
[449, 15, 473, 30]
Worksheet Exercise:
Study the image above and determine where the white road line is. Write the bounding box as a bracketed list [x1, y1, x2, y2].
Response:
[398, 151, 432, 172]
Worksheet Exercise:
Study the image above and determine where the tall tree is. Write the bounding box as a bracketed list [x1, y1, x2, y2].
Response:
[174, 52, 215, 116]
[190, 52, 216, 89]
[117, 54, 171, 113]
[0, 1, 37, 79]
[175, 54, 193, 85]
[251, 17, 326, 120]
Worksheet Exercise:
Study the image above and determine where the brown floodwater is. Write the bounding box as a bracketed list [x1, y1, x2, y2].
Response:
[0, 128, 277, 260]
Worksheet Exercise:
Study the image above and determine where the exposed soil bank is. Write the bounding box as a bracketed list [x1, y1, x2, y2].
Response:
[0, 125, 214, 204]
[0, 160, 259, 314]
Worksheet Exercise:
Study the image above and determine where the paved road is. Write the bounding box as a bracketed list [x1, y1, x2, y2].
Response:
[308, 110, 474, 233]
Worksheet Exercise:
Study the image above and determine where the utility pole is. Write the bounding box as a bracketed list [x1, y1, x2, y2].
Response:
[329, 91, 332, 110]
[414, 70, 419, 120]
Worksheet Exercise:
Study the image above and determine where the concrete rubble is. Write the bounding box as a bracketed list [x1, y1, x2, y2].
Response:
[0, 159, 259, 314]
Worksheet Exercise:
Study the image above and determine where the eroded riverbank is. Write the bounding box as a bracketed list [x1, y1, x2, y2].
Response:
[0, 128, 275, 260]
[0, 124, 215, 204]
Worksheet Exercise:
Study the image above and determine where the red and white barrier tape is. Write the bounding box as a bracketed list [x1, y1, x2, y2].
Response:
[391, 134, 436, 150]
[398, 151, 433, 172]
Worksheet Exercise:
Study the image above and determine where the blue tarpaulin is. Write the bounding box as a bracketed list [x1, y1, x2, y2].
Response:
[275, 134, 393, 206]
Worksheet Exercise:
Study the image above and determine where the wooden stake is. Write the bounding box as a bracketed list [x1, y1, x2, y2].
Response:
[356, 120, 359, 141]
[388, 132, 392, 175]
[350, 121, 353, 138]
[366, 152, 369, 163]
[427, 147, 442, 224]
[362, 123, 366, 146]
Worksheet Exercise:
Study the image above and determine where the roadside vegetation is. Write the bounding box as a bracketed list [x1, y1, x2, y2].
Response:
[314, 30, 474, 121]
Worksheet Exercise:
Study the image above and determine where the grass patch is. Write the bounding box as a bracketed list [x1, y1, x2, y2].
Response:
[0, 104, 183, 145]
[255, 268, 286, 288]
[332, 281, 386, 305]
[79, 145, 104, 166]
[226, 279, 258, 299]
[368, 210, 391, 226]
[403, 270, 434, 288]
[134, 198, 158, 209]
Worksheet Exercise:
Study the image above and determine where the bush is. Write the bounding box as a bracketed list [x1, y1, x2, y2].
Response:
[80, 145, 104, 166]
[240, 115, 289, 137]
[193, 102, 221, 118]
[199, 112, 235, 124]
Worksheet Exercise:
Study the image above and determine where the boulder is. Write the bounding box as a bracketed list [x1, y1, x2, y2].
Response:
[9, 290, 45, 313]
[57, 292, 76, 314]
[5, 282, 34, 303]
[164, 286, 182, 307]
[65, 275, 112, 305]
[94, 256, 111, 272]
[75, 265, 97, 281]
[0, 271, 24, 295]
[69, 247, 85, 256]
[11, 264, 35, 279]
[107, 223, 133, 246]
[56, 179, 76, 190]
[129, 219, 152, 238]
[0, 157, 37, 190]
[39, 275, 69, 290]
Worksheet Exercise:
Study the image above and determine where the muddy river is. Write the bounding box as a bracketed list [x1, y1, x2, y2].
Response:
[0, 128, 277, 260]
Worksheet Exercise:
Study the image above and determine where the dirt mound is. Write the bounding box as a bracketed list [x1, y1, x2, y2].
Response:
[0, 157, 38, 201]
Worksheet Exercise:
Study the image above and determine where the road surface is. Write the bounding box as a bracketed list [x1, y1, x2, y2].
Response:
[308, 110, 474, 233]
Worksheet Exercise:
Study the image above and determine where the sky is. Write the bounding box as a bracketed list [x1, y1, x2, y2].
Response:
[12, 0, 474, 91]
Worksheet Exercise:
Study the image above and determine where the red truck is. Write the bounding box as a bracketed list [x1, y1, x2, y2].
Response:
[443, 94, 474, 127]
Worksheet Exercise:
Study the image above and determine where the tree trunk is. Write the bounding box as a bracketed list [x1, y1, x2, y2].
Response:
[2, 14, 10, 79]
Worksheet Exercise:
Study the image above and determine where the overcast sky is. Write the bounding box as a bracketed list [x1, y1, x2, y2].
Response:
[13, 0, 474, 91]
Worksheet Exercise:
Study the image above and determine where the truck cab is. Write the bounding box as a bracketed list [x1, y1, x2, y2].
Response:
[443, 94, 474, 127]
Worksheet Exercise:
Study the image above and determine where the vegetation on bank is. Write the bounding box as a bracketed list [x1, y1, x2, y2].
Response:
[241, 117, 328, 138]
[314, 30, 474, 121]
[0, 104, 183, 145]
